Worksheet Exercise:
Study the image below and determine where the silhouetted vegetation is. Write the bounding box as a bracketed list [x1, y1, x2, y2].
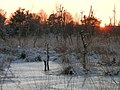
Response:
[0, 9, 6, 40]
[0, 5, 119, 41]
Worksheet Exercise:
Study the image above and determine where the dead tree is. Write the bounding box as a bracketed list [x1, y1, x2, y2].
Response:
[80, 30, 87, 70]
[46, 44, 49, 71]
[79, 6, 101, 71]
[44, 43, 49, 71]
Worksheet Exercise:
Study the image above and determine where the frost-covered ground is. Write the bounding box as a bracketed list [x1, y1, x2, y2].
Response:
[1, 61, 119, 90]
[0, 43, 120, 90]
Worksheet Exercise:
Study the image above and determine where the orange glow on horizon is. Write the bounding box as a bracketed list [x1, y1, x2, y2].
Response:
[100, 23, 105, 28]
[0, 0, 120, 25]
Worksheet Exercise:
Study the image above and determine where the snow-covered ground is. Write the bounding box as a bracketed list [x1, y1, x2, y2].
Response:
[1, 61, 119, 90]
[0, 43, 120, 90]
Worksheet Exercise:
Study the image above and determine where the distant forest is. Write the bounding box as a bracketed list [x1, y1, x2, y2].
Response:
[0, 5, 120, 41]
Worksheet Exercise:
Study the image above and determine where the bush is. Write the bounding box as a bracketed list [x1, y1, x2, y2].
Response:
[61, 66, 73, 75]
[20, 51, 26, 59]
[35, 55, 42, 62]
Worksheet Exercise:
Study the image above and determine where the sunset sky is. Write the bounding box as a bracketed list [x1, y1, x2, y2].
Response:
[0, 0, 120, 25]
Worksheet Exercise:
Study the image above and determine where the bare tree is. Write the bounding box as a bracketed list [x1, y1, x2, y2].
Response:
[44, 43, 50, 71]
[78, 6, 101, 71]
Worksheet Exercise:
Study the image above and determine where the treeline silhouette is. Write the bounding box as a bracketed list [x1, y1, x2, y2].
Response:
[0, 6, 120, 40]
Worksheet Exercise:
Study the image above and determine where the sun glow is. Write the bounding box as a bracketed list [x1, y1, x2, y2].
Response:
[100, 23, 105, 28]
[0, 0, 120, 25]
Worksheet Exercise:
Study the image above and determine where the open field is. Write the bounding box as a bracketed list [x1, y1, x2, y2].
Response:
[1, 61, 119, 90]
[0, 34, 120, 90]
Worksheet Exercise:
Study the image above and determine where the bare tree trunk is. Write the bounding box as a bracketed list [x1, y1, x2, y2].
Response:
[18, 24, 22, 47]
[68, 35, 73, 45]
[44, 43, 49, 71]
[46, 44, 49, 71]
[44, 61, 47, 71]
[83, 51, 87, 70]
[33, 36, 38, 48]
[80, 31, 87, 70]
